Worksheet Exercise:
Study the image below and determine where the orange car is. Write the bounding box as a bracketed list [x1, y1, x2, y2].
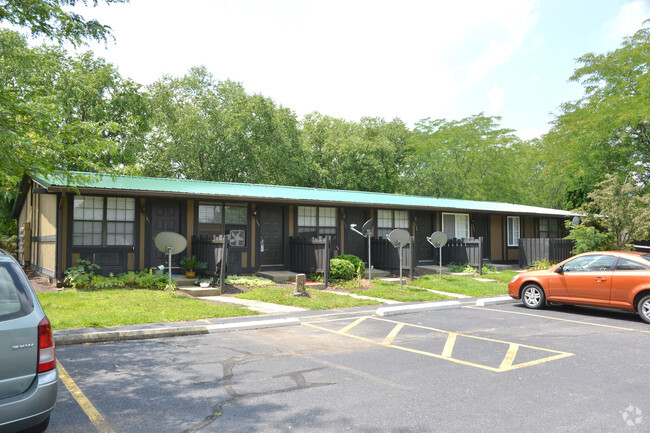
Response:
[508, 251, 650, 323]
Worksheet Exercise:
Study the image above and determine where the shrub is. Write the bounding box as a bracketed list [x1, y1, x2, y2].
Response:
[337, 254, 365, 278]
[329, 258, 356, 281]
[0, 234, 17, 256]
[225, 275, 276, 288]
[565, 222, 615, 254]
[530, 259, 552, 270]
[63, 263, 173, 291]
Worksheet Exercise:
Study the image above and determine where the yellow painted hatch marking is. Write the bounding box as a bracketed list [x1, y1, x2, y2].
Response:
[441, 333, 457, 358]
[382, 323, 405, 346]
[304, 315, 573, 373]
[57, 361, 116, 433]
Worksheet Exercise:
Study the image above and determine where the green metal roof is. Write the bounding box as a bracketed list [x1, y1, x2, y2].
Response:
[32, 172, 572, 217]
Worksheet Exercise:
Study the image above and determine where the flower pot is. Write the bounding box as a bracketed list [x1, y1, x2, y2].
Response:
[186, 271, 196, 278]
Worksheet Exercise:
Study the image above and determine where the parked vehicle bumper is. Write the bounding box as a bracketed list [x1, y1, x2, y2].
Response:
[0, 368, 58, 433]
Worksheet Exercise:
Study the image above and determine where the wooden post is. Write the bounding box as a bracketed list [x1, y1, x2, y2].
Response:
[293, 273, 309, 297]
[219, 239, 229, 294]
[478, 236, 483, 277]
[323, 236, 330, 288]
[409, 236, 415, 280]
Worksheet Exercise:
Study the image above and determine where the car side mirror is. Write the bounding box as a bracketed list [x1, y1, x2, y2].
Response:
[555, 266, 563, 274]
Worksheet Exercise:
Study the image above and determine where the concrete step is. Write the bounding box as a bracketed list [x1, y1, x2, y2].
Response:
[416, 265, 451, 275]
[365, 268, 390, 279]
[257, 271, 297, 282]
[177, 286, 221, 297]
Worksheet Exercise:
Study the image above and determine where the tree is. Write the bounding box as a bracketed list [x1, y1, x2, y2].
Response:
[0, 0, 126, 45]
[0, 0, 129, 200]
[401, 114, 539, 204]
[144, 66, 307, 186]
[300, 113, 411, 192]
[577, 173, 650, 250]
[542, 22, 650, 208]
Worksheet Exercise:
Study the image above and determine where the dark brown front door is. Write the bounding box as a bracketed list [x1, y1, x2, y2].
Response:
[345, 207, 368, 261]
[150, 200, 182, 269]
[415, 211, 434, 262]
[260, 205, 283, 266]
[472, 214, 490, 260]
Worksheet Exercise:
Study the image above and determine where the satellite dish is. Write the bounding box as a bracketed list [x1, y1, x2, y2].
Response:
[361, 219, 374, 233]
[571, 216, 581, 226]
[428, 231, 448, 248]
[154, 232, 187, 295]
[154, 232, 187, 254]
[388, 229, 410, 247]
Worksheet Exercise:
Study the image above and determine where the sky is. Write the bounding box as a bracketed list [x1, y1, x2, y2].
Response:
[71, 0, 650, 139]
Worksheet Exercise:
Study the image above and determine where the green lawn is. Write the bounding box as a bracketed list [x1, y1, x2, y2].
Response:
[409, 274, 509, 298]
[236, 286, 382, 309]
[38, 289, 257, 330]
[484, 270, 519, 284]
[351, 280, 455, 302]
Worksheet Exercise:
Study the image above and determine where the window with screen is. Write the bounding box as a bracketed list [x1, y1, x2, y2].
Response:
[539, 218, 559, 238]
[507, 216, 520, 247]
[297, 206, 337, 239]
[197, 203, 247, 244]
[442, 213, 469, 240]
[73, 196, 135, 246]
[377, 209, 409, 238]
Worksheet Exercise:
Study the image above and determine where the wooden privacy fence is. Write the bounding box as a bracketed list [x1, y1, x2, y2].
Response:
[289, 236, 331, 286]
[371, 237, 416, 279]
[518, 238, 574, 268]
[442, 237, 484, 274]
[192, 235, 228, 275]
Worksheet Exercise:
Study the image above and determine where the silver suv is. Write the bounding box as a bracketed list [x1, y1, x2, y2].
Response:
[0, 250, 57, 432]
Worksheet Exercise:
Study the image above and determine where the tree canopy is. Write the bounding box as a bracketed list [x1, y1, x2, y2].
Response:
[541, 22, 650, 208]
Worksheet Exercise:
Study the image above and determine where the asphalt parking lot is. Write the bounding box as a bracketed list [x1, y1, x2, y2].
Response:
[49, 302, 649, 432]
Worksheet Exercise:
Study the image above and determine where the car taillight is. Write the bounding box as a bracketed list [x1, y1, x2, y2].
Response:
[37, 317, 56, 373]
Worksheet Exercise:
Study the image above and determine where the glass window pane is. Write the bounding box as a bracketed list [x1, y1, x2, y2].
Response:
[319, 207, 336, 227]
[394, 210, 409, 229]
[457, 214, 469, 239]
[507, 216, 520, 246]
[298, 206, 317, 227]
[442, 214, 456, 239]
[225, 205, 247, 224]
[378, 209, 392, 228]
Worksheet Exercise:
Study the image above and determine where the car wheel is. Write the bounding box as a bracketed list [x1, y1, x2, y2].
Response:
[521, 284, 546, 309]
[638, 295, 650, 324]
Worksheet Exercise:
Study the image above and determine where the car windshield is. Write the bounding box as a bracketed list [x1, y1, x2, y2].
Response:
[0, 261, 34, 321]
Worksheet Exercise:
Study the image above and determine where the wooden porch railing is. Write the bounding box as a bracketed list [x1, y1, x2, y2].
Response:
[518, 238, 574, 268]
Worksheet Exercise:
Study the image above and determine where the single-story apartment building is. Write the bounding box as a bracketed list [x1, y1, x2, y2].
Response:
[12, 172, 573, 279]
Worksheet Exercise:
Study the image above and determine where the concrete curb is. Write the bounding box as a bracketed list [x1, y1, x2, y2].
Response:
[54, 317, 301, 346]
[55, 326, 209, 346]
[475, 296, 517, 306]
[376, 300, 462, 316]
[207, 317, 300, 332]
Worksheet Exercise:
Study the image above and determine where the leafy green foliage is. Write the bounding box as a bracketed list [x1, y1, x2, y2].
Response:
[180, 255, 207, 272]
[542, 23, 650, 207]
[0, 234, 16, 255]
[575, 173, 650, 250]
[300, 112, 411, 192]
[336, 254, 365, 279]
[329, 258, 356, 281]
[224, 275, 276, 288]
[529, 259, 553, 270]
[143, 67, 306, 186]
[565, 221, 615, 254]
[63, 261, 173, 290]
[0, 0, 126, 46]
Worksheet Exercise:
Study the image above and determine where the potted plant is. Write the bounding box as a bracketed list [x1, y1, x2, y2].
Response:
[180, 255, 207, 278]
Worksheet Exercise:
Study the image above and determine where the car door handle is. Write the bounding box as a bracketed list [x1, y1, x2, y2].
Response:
[595, 277, 607, 282]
